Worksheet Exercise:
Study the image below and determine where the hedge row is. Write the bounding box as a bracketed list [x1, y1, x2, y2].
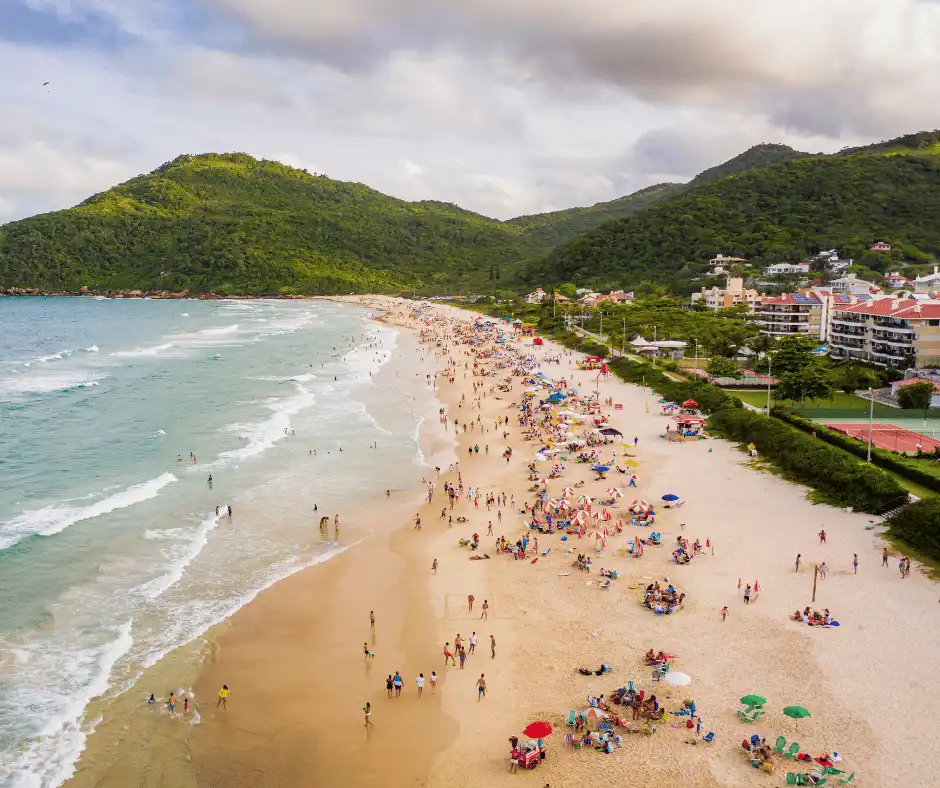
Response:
[708, 409, 908, 514]
[773, 409, 940, 494]
[885, 498, 940, 562]
[603, 357, 743, 415]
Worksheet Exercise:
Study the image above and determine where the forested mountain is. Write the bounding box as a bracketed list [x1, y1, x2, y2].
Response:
[507, 183, 685, 250]
[3, 133, 940, 295]
[0, 153, 531, 294]
[524, 138, 940, 290]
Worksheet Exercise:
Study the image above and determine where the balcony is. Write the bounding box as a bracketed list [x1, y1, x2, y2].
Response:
[830, 328, 866, 339]
[830, 316, 867, 326]
[872, 335, 913, 347]
[830, 337, 865, 349]
[872, 344, 914, 358]
[871, 323, 912, 334]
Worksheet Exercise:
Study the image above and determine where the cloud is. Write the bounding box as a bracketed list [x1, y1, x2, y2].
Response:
[1, 0, 939, 225]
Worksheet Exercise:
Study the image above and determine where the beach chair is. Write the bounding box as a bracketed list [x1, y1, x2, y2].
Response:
[784, 742, 801, 759]
[702, 731, 715, 743]
[785, 774, 805, 786]
[838, 772, 855, 784]
[774, 735, 787, 754]
[566, 710, 576, 727]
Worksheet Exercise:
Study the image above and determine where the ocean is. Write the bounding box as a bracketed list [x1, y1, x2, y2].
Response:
[0, 297, 442, 787]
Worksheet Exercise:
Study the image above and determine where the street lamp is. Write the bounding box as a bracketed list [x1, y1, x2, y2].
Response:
[866, 387, 874, 463]
[766, 352, 772, 413]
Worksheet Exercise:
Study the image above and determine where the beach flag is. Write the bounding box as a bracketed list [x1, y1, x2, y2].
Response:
[754, 580, 759, 592]
[737, 577, 741, 589]
[706, 538, 710, 548]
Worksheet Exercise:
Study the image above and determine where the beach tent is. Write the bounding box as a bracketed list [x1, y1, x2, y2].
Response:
[533, 337, 544, 345]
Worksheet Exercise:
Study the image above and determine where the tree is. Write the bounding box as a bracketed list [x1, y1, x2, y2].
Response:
[706, 356, 742, 380]
[557, 282, 578, 299]
[756, 335, 820, 375]
[897, 381, 935, 417]
[774, 367, 833, 406]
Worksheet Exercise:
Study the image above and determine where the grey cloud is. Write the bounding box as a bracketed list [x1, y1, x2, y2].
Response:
[208, 0, 940, 139]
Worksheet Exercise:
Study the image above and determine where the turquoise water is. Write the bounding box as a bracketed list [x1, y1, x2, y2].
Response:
[0, 297, 439, 786]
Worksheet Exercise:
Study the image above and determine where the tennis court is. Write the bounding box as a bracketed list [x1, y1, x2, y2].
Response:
[826, 423, 940, 453]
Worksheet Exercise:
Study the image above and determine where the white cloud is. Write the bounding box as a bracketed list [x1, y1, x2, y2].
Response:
[402, 159, 422, 176]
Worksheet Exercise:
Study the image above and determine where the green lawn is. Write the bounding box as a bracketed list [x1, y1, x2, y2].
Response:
[729, 390, 870, 410]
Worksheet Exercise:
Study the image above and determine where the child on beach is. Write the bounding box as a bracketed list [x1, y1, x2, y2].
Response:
[217, 685, 229, 708]
[432, 558, 438, 574]
[364, 643, 375, 659]
[363, 702, 373, 727]
[430, 672, 437, 692]
[477, 674, 487, 700]
[721, 606, 728, 622]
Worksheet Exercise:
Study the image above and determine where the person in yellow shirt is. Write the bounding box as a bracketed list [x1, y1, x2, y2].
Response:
[217, 685, 230, 708]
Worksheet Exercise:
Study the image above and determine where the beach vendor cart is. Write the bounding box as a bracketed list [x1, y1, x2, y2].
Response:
[674, 416, 706, 437]
[509, 734, 546, 770]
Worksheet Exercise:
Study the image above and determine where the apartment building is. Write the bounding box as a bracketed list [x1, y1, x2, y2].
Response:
[696, 277, 762, 311]
[754, 292, 827, 339]
[828, 298, 940, 369]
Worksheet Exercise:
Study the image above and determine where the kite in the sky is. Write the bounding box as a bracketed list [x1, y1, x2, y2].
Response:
[43, 81, 50, 86]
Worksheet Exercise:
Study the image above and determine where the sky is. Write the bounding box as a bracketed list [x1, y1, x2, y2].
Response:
[2, 0, 940, 223]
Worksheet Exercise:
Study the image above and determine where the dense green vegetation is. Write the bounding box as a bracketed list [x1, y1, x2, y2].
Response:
[885, 498, 940, 562]
[0, 153, 534, 295]
[686, 143, 812, 187]
[526, 133, 940, 290]
[507, 184, 684, 250]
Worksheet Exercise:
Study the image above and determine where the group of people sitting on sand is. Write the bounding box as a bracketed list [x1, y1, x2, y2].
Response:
[742, 735, 776, 773]
[790, 607, 835, 626]
[643, 582, 685, 614]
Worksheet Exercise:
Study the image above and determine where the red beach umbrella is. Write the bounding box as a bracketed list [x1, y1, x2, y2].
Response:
[523, 721, 553, 738]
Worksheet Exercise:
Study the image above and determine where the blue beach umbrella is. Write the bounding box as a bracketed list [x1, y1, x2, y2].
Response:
[594, 466, 610, 473]
[661, 494, 680, 501]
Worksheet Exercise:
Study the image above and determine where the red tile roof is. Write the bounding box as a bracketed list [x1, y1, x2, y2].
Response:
[832, 298, 940, 318]
[891, 377, 940, 392]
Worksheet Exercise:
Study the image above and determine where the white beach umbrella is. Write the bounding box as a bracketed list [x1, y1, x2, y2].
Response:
[577, 494, 593, 505]
[561, 487, 574, 497]
[664, 671, 692, 687]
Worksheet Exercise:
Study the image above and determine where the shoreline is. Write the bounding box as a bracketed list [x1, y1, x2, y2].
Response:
[62, 295, 940, 788]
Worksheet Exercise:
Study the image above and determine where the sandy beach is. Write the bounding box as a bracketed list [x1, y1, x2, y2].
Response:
[64, 296, 939, 788]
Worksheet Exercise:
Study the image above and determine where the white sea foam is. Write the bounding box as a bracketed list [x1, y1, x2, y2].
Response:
[0, 473, 177, 551]
[110, 342, 174, 358]
[204, 384, 316, 470]
[0, 374, 104, 397]
[1, 621, 134, 788]
[83, 346, 99, 353]
[198, 324, 239, 336]
[136, 512, 221, 599]
[151, 429, 166, 438]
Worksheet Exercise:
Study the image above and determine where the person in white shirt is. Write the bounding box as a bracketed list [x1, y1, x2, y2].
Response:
[416, 673, 425, 698]
[469, 632, 478, 654]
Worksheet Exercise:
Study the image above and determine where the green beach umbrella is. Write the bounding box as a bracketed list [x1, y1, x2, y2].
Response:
[740, 694, 767, 707]
[783, 705, 811, 727]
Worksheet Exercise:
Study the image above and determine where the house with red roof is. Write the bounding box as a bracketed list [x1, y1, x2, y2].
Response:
[829, 296, 940, 368]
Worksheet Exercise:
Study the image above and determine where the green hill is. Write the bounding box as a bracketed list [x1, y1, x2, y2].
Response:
[686, 143, 812, 187]
[524, 134, 940, 290]
[0, 153, 532, 295]
[506, 183, 685, 250]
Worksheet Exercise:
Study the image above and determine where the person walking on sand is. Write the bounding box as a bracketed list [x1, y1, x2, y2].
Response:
[853, 553, 859, 574]
[721, 606, 728, 622]
[363, 701, 373, 727]
[487, 520, 493, 536]
[818, 528, 826, 545]
[432, 558, 438, 574]
[490, 634, 496, 658]
[364, 642, 374, 659]
[469, 632, 477, 654]
[217, 685, 229, 709]
[414, 514, 421, 530]
[477, 674, 487, 701]
[744, 584, 752, 604]
[430, 671, 437, 693]
[416, 673, 425, 698]
[386, 675, 393, 698]
[167, 692, 176, 715]
[795, 553, 801, 573]
[370, 610, 375, 632]
[467, 594, 475, 612]
[481, 599, 489, 620]
[444, 643, 456, 666]
[393, 671, 403, 696]
[818, 561, 828, 579]
[882, 547, 889, 567]
[458, 646, 467, 669]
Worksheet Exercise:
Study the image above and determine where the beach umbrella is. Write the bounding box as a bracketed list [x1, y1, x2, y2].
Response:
[683, 399, 698, 407]
[588, 530, 604, 539]
[740, 694, 767, 707]
[625, 459, 640, 467]
[664, 671, 692, 687]
[539, 478, 549, 485]
[661, 494, 680, 502]
[783, 706, 811, 722]
[523, 721, 553, 739]
[594, 465, 610, 473]
[606, 487, 623, 497]
[577, 494, 592, 505]
[584, 708, 608, 720]
[561, 487, 574, 497]
[600, 427, 622, 436]
[631, 499, 650, 510]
